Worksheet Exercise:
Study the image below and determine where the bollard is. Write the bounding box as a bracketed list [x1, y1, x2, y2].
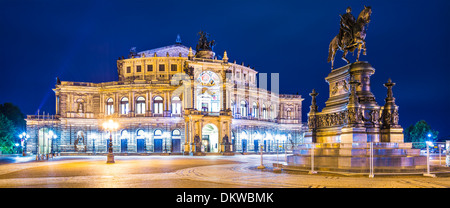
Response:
[309, 143, 317, 174]
[424, 142, 436, 177]
[369, 142, 374, 178]
[273, 145, 282, 173]
[257, 145, 265, 169]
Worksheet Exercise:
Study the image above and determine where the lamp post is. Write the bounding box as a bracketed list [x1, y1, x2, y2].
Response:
[257, 144, 265, 169]
[19, 132, 30, 156]
[424, 133, 436, 177]
[103, 119, 119, 164]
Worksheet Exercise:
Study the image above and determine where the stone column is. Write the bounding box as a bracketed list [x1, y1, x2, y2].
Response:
[341, 80, 367, 144]
[305, 89, 319, 144]
[380, 78, 403, 143]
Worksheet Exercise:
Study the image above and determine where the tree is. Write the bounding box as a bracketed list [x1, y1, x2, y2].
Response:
[404, 120, 439, 149]
[0, 113, 16, 154]
[0, 103, 26, 132]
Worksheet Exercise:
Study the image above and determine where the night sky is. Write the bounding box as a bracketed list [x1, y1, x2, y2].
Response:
[1, 0, 449, 138]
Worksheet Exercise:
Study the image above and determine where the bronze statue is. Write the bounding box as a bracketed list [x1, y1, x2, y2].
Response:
[328, 6, 372, 69]
[196, 30, 215, 52]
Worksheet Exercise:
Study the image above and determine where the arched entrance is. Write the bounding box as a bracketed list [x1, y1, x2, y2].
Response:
[201, 124, 219, 153]
[171, 129, 182, 153]
[38, 128, 53, 155]
[120, 130, 129, 153]
[136, 129, 146, 153]
[241, 131, 248, 153]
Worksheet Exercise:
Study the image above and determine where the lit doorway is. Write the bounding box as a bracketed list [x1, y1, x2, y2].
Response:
[201, 124, 219, 153]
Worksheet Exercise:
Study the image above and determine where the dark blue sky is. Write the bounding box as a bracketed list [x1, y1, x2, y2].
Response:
[1, 0, 449, 138]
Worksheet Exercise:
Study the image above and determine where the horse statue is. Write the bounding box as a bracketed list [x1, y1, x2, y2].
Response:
[328, 6, 372, 69]
[196, 30, 215, 52]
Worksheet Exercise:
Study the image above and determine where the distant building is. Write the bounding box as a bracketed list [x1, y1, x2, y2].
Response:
[25, 36, 305, 155]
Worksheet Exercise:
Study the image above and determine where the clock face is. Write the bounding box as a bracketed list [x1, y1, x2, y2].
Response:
[197, 71, 219, 86]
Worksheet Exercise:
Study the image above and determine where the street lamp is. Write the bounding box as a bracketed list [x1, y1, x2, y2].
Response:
[424, 136, 436, 178]
[19, 132, 30, 156]
[103, 119, 119, 164]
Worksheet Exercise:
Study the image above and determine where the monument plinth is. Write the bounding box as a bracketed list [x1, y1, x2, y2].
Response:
[288, 62, 426, 171]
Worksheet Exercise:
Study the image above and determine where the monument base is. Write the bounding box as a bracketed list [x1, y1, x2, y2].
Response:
[381, 127, 404, 143]
[195, 50, 215, 59]
[106, 153, 115, 163]
[286, 142, 427, 172]
[340, 126, 368, 143]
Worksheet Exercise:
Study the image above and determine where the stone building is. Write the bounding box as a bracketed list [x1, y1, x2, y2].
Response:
[25, 36, 305, 155]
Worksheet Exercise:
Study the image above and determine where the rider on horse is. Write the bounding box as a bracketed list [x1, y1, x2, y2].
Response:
[338, 7, 356, 48]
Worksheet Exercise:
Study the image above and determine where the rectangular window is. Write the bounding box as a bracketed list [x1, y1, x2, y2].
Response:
[172, 103, 181, 114]
[154, 103, 163, 114]
[159, 64, 165, 71]
[136, 103, 145, 114]
[171, 64, 177, 71]
[106, 105, 114, 115]
[136, 65, 141, 72]
[127, 66, 131, 73]
[147, 65, 153, 72]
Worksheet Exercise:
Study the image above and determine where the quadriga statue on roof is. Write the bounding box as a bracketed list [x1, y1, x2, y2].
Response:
[196, 30, 215, 52]
[327, 6, 372, 69]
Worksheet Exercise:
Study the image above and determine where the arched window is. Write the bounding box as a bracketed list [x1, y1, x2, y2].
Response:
[153, 96, 163, 115]
[136, 97, 146, 115]
[120, 97, 129, 115]
[154, 129, 163, 137]
[137, 129, 145, 138]
[121, 130, 129, 139]
[240, 100, 248, 117]
[252, 102, 258, 118]
[286, 108, 292, 119]
[172, 129, 181, 136]
[106, 98, 114, 115]
[171, 96, 181, 115]
[76, 99, 85, 113]
[270, 105, 276, 119]
[262, 104, 267, 119]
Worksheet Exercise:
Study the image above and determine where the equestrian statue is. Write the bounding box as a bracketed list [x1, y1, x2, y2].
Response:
[328, 6, 372, 69]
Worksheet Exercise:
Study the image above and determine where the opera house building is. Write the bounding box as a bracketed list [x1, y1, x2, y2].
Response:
[25, 36, 305, 156]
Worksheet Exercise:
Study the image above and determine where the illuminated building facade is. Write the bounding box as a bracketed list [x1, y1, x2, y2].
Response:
[25, 37, 305, 155]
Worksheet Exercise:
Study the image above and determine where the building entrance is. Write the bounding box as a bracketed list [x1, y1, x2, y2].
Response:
[201, 124, 219, 153]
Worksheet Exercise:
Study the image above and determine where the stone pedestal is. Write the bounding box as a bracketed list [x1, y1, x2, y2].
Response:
[106, 153, 115, 163]
[381, 128, 404, 143]
[340, 127, 368, 143]
[287, 62, 427, 172]
[195, 50, 215, 59]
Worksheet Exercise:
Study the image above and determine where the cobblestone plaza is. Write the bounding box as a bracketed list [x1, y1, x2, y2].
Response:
[1, 155, 449, 188]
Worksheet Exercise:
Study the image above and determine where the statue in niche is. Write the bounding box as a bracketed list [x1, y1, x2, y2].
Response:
[77, 102, 84, 113]
[74, 131, 84, 152]
[382, 111, 391, 126]
[194, 135, 202, 152]
[222, 135, 231, 152]
[392, 109, 399, 125]
[370, 110, 379, 125]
